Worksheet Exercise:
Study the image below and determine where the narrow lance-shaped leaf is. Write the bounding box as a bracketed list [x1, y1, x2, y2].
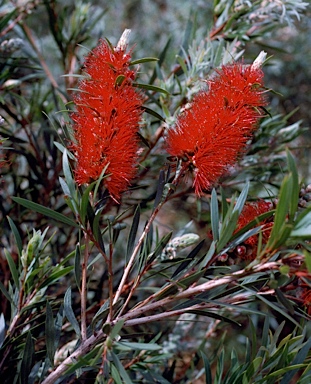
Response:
[154, 170, 166, 209]
[132, 82, 170, 95]
[215, 348, 225, 384]
[64, 287, 81, 338]
[21, 332, 35, 384]
[4, 249, 20, 288]
[149, 37, 171, 84]
[62, 149, 76, 197]
[286, 149, 299, 220]
[0, 313, 6, 348]
[200, 351, 212, 384]
[266, 174, 292, 250]
[12, 197, 79, 228]
[110, 351, 133, 384]
[211, 188, 220, 241]
[74, 245, 81, 290]
[45, 301, 56, 366]
[6, 216, 22, 257]
[126, 205, 140, 260]
[280, 337, 311, 384]
[38, 266, 73, 290]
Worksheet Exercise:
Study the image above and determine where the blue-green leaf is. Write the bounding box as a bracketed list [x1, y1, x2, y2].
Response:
[21, 332, 34, 384]
[6, 216, 22, 257]
[4, 249, 19, 288]
[12, 197, 79, 228]
[126, 205, 140, 260]
[64, 287, 81, 337]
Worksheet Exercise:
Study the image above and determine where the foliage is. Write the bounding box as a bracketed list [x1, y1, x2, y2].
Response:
[0, 1, 310, 383]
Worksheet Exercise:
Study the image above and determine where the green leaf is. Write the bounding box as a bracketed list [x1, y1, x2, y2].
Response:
[217, 210, 239, 252]
[38, 266, 73, 289]
[233, 182, 249, 215]
[200, 351, 212, 384]
[21, 332, 35, 384]
[110, 361, 123, 384]
[110, 351, 133, 384]
[291, 208, 311, 238]
[130, 57, 159, 65]
[126, 205, 140, 260]
[132, 82, 170, 95]
[175, 55, 188, 75]
[286, 149, 299, 220]
[242, 356, 263, 382]
[62, 149, 76, 198]
[154, 170, 166, 208]
[280, 337, 311, 384]
[215, 349, 225, 384]
[64, 287, 81, 338]
[45, 301, 56, 366]
[80, 182, 96, 226]
[92, 300, 110, 330]
[110, 319, 125, 340]
[0, 280, 13, 306]
[211, 188, 220, 241]
[4, 249, 19, 288]
[149, 37, 171, 85]
[59, 176, 71, 197]
[74, 245, 81, 290]
[116, 341, 162, 351]
[0, 8, 18, 33]
[275, 288, 295, 315]
[12, 197, 79, 228]
[266, 175, 291, 249]
[6, 217, 22, 257]
[92, 210, 106, 254]
[0, 314, 6, 348]
[197, 240, 216, 268]
[249, 289, 301, 328]
[142, 106, 165, 122]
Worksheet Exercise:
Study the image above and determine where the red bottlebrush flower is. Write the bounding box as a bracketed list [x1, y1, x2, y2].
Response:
[166, 61, 268, 195]
[71, 38, 144, 201]
[235, 200, 273, 260]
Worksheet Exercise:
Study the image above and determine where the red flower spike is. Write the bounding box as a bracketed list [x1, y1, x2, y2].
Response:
[166, 62, 268, 195]
[71, 39, 144, 202]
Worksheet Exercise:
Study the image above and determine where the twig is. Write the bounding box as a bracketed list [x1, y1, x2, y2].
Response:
[41, 261, 279, 384]
[81, 231, 89, 341]
[112, 202, 163, 306]
[108, 241, 114, 320]
[113, 161, 190, 308]
[119, 261, 280, 323]
[41, 331, 106, 384]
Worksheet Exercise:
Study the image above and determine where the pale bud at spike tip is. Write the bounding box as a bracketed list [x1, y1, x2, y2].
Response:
[252, 51, 267, 69]
[117, 29, 131, 51]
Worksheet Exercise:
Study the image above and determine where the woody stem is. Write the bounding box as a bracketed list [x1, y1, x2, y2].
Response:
[112, 160, 189, 309]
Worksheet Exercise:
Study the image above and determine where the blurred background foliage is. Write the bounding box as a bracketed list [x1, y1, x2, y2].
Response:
[0, 0, 311, 383]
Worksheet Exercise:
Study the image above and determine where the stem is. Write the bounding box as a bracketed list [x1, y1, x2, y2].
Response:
[108, 241, 114, 321]
[112, 201, 163, 306]
[113, 161, 190, 307]
[41, 331, 106, 384]
[81, 232, 89, 341]
[119, 261, 280, 323]
[41, 262, 279, 384]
